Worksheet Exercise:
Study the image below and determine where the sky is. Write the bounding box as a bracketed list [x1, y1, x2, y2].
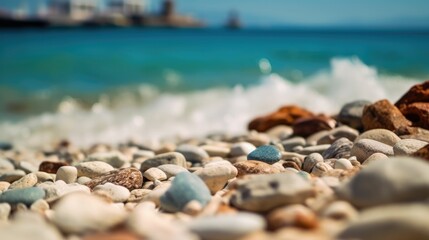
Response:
[1, 0, 429, 28]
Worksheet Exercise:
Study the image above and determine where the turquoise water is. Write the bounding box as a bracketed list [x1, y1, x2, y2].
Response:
[0, 28, 428, 147]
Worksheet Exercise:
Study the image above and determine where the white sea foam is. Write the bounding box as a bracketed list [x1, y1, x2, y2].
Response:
[0, 57, 421, 149]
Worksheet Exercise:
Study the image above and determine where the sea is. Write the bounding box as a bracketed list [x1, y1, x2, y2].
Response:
[1, 28, 428, 149]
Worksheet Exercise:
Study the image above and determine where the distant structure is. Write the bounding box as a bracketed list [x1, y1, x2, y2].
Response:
[161, 0, 174, 18]
[108, 0, 146, 16]
[225, 10, 242, 29]
[49, 0, 98, 21]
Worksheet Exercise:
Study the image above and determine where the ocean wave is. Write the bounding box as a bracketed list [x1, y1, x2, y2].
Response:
[0, 57, 421, 149]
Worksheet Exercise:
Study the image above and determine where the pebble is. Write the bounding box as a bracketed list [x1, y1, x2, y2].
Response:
[247, 145, 281, 164]
[0, 181, 10, 192]
[85, 167, 143, 190]
[281, 137, 306, 151]
[393, 139, 428, 156]
[140, 152, 187, 172]
[38, 161, 68, 174]
[350, 139, 394, 163]
[313, 125, 360, 145]
[336, 157, 429, 208]
[334, 158, 353, 170]
[298, 144, 331, 155]
[30, 199, 49, 213]
[38, 180, 90, 202]
[230, 173, 315, 212]
[188, 213, 266, 240]
[338, 100, 371, 130]
[143, 182, 171, 206]
[0, 170, 26, 183]
[233, 160, 280, 177]
[194, 160, 238, 194]
[176, 144, 209, 163]
[266, 204, 318, 230]
[52, 192, 127, 234]
[229, 142, 256, 157]
[322, 137, 353, 159]
[292, 115, 336, 137]
[75, 161, 114, 178]
[266, 125, 294, 140]
[362, 152, 389, 165]
[56, 166, 77, 184]
[93, 183, 131, 202]
[0, 203, 11, 221]
[133, 150, 155, 159]
[160, 172, 211, 212]
[128, 189, 152, 202]
[355, 128, 401, 146]
[35, 171, 54, 183]
[338, 204, 429, 240]
[302, 153, 324, 173]
[143, 167, 167, 181]
[0, 187, 45, 206]
[322, 201, 358, 221]
[201, 145, 230, 158]
[311, 162, 333, 177]
[84, 151, 128, 168]
[157, 164, 188, 178]
[9, 173, 37, 189]
[362, 99, 412, 132]
[0, 158, 14, 171]
[77, 176, 92, 185]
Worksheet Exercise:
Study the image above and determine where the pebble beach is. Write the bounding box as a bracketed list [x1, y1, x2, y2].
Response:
[1, 80, 429, 240]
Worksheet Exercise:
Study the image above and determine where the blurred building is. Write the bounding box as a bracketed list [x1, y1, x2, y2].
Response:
[48, 0, 98, 21]
[108, 0, 147, 16]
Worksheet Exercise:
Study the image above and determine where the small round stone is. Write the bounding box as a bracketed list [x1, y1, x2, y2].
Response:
[56, 166, 77, 184]
[334, 158, 353, 170]
[247, 145, 281, 164]
[143, 168, 167, 181]
[93, 183, 131, 203]
[229, 142, 257, 157]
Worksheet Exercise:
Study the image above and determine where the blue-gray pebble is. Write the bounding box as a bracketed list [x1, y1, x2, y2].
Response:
[247, 145, 281, 164]
[160, 172, 211, 212]
[0, 187, 45, 206]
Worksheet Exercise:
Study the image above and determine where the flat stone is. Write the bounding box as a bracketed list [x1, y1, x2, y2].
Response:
[85, 167, 143, 191]
[0, 158, 14, 171]
[338, 100, 371, 130]
[0, 187, 45, 206]
[233, 160, 280, 177]
[362, 153, 389, 165]
[140, 152, 187, 172]
[0, 170, 26, 183]
[176, 144, 209, 164]
[362, 99, 411, 132]
[339, 204, 429, 240]
[334, 158, 353, 170]
[310, 125, 360, 145]
[322, 201, 358, 221]
[194, 160, 238, 194]
[355, 129, 401, 146]
[247, 145, 281, 164]
[75, 161, 114, 178]
[93, 183, 131, 202]
[322, 138, 353, 159]
[393, 139, 428, 156]
[266, 204, 318, 230]
[38, 161, 68, 174]
[336, 157, 429, 208]
[230, 173, 315, 212]
[9, 173, 37, 189]
[281, 137, 306, 151]
[128, 189, 152, 202]
[201, 145, 230, 158]
[35, 171, 54, 183]
[38, 180, 90, 202]
[143, 167, 167, 181]
[157, 164, 188, 178]
[298, 144, 331, 155]
[311, 162, 333, 177]
[160, 172, 211, 212]
[52, 192, 127, 234]
[84, 151, 128, 168]
[189, 213, 266, 240]
[248, 105, 314, 132]
[17, 161, 37, 174]
[56, 166, 77, 184]
[229, 142, 256, 157]
[302, 153, 324, 173]
[0, 181, 10, 192]
[0, 203, 11, 221]
[350, 139, 394, 163]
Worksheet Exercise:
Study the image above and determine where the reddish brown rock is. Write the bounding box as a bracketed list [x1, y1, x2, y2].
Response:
[413, 144, 429, 161]
[292, 115, 336, 137]
[266, 205, 319, 231]
[86, 167, 143, 191]
[395, 81, 429, 109]
[39, 161, 68, 174]
[362, 99, 411, 132]
[248, 105, 314, 132]
[233, 160, 280, 177]
[399, 102, 429, 129]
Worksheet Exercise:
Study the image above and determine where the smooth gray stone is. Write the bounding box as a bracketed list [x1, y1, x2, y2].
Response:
[322, 137, 353, 159]
[229, 142, 256, 157]
[338, 100, 371, 130]
[160, 172, 211, 212]
[189, 213, 266, 240]
[0, 170, 26, 183]
[298, 144, 331, 155]
[339, 204, 429, 240]
[140, 152, 187, 172]
[157, 164, 188, 178]
[393, 139, 428, 156]
[176, 145, 209, 164]
[336, 157, 429, 208]
[355, 129, 401, 146]
[281, 137, 306, 152]
[0, 158, 14, 171]
[351, 139, 394, 163]
[0, 187, 45, 206]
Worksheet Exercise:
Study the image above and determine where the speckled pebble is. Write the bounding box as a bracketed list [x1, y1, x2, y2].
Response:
[9, 173, 38, 189]
[247, 145, 281, 164]
[93, 183, 131, 202]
